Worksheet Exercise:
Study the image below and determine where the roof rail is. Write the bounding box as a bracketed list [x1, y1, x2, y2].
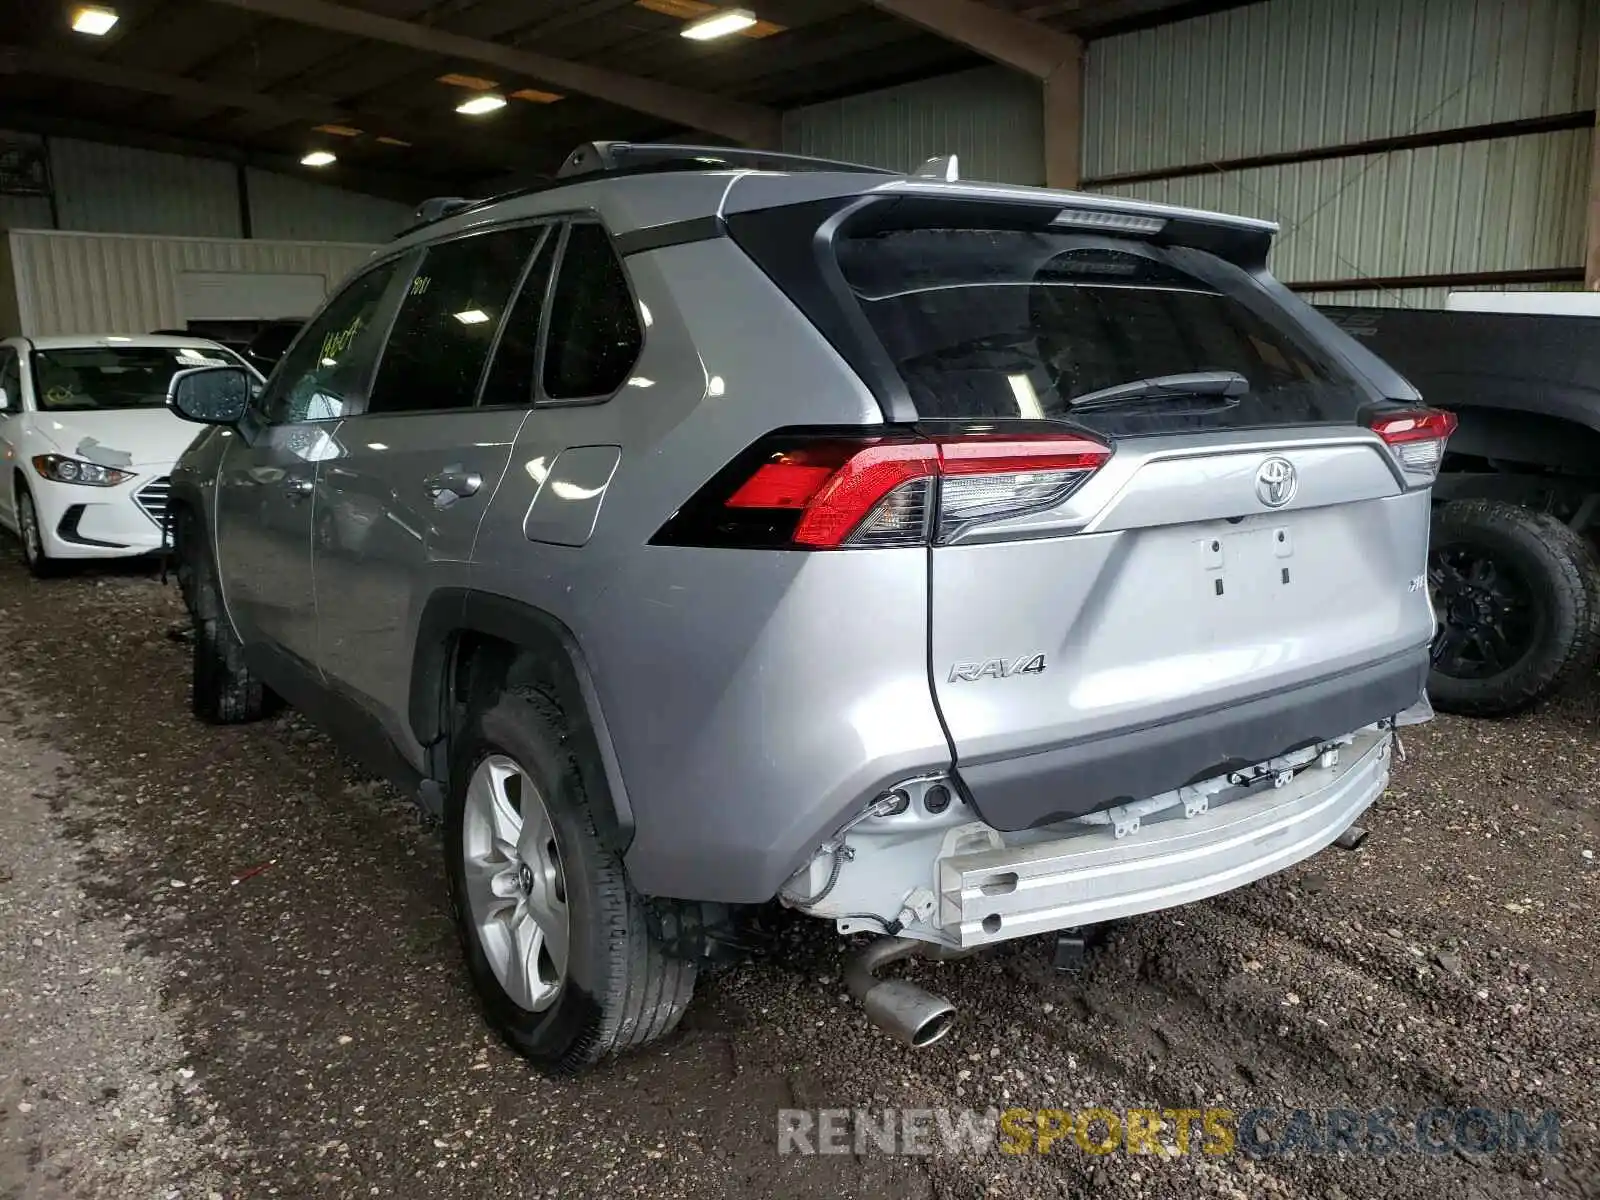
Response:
[556, 141, 897, 180]
[412, 196, 481, 225]
[388, 143, 895, 241]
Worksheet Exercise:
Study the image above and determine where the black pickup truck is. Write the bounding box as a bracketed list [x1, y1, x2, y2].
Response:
[1319, 302, 1600, 716]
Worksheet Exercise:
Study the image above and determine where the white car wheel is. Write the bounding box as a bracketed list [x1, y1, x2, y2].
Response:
[16, 489, 51, 577]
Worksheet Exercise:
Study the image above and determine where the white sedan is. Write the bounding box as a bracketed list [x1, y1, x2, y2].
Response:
[0, 335, 263, 575]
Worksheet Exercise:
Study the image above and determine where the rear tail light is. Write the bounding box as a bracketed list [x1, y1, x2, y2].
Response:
[655, 430, 1111, 549]
[1367, 407, 1457, 481]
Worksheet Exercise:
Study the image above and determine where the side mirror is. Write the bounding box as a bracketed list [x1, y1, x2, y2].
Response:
[169, 366, 253, 425]
[0, 386, 10, 411]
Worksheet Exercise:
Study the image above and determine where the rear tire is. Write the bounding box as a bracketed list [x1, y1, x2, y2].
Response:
[445, 685, 698, 1075]
[177, 510, 273, 725]
[1428, 500, 1600, 717]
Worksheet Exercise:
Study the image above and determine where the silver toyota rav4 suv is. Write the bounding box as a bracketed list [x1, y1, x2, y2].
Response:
[166, 142, 1446, 1074]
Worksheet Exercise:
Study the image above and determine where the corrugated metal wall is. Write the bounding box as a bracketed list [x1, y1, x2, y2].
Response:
[0, 195, 52, 231]
[49, 138, 242, 237]
[5, 230, 377, 336]
[0, 130, 412, 244]
[781, 66, 1044, 185]
[1084, 0, 1597, 178]
[1082, 0, 1600, 297]
[1301, 280, 1585, 309]
[1096, 127, 1591, 284]
[246, 169, 411, 242]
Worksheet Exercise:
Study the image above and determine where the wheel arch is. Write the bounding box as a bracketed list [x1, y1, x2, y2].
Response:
[410, 590, 634, 849]
[1444, 405, 1600, 476]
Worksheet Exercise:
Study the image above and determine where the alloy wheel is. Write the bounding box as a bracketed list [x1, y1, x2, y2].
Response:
[460, 754, 570, 1013]
[19, 493, 42, 567]
[1429, 543, 1539, 679]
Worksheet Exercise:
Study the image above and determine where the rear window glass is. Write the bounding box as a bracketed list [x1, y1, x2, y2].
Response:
[837, 230, 1364, 434]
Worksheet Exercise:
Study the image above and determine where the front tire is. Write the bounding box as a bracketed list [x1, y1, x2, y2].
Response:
[445, 686, 698, 1074]
[177, 510, 273, 725]
[1428, 500, 1600, 717]
[15, 486, 54, 578]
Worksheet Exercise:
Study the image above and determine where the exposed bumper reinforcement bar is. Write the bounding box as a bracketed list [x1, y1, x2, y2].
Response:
[935, 728, 1390, 947]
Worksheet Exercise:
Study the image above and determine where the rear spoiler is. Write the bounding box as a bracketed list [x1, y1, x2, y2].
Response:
[875, 180, 1278, 272]
[714, 173, 1278, 273]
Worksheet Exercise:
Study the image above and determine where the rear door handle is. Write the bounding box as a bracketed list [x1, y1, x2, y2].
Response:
[424, 466, 483, 509]
[284, 477, 314, 499]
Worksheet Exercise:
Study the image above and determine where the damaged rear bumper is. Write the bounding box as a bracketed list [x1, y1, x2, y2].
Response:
[792, 725, 1392, 949]
[936, 727, 1389, 946]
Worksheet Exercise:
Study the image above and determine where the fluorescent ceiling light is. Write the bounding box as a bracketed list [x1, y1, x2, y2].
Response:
[71, 6, 119, 35]
[456, 93, 507, 115]
[453, 309, 491, 325]
[681, 8, 757, 39]
[301, 150, 337, 167]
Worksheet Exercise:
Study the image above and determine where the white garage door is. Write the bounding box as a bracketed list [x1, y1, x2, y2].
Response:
[178, 271, 327, 322]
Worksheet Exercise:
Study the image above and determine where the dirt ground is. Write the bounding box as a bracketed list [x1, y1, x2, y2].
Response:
[0, 558, 1595, 1200]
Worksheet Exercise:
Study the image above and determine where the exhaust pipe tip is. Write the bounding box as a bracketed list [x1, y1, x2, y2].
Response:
[861, 979, 957, 1047]
[846, 936, 958, 1047]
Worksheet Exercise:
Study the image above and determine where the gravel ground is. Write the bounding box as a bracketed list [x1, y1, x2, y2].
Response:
[0, 557, 1596, 1200]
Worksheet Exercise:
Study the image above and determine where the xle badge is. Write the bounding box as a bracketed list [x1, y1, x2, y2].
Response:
[949, 654, 1047, 683]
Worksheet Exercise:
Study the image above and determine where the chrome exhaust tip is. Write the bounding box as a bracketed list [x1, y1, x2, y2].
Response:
[846, 937, 957, 1047]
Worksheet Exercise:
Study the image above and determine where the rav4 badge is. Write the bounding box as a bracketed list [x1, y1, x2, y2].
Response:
[949, 654, 1047, 683]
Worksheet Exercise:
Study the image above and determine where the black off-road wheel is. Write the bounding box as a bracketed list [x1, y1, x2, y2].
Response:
[175, 509, 273, 725]
[1428, 500, 1600, 717]
[445, 685, 699, 1075]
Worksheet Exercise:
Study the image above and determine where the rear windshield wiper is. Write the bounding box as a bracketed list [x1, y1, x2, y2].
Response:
[1068, 371, 1249, 412]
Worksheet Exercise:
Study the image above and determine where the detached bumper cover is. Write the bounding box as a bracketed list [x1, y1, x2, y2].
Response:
[936, 727, 1390, 947]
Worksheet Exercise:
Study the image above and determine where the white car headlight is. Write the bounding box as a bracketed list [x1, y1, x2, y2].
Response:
[32, 454, 135, 487]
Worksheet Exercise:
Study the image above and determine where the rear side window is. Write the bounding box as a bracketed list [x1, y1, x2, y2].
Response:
[479, 232, 558, 408]
[541, 223, 642, 401]
[837, 230, 1362, 434]
[369, 225, 548, 414]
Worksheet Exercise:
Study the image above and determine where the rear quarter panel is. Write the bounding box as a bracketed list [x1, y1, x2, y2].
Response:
[468, 239, 952, 904]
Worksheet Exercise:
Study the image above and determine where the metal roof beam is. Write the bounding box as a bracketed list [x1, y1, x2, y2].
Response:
[862, 0, 1079, 80]
[0, 44, 534, 168]
[861, 0, 1082, 188]
[198, 0, 782, 147]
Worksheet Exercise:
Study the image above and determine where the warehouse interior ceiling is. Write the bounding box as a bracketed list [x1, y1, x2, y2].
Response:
[0, 0, 1221, 201]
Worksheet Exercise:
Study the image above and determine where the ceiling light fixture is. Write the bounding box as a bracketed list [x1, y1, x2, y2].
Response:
[312, 124, 362, 138]
[437, 72, 499, 90]
[456, 93, 507, 115]
[300, 150, 337, 167]
[71, 5, 119, 35]
[453, 309, 491, 325]
[681, 7, 757, 39]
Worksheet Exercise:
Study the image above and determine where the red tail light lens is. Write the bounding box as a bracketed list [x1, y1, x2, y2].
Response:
[793, 442, 939, 546]
[1369, 408, 1457, 444]
[654, 430, 1111, 550]
[1367, 407, 1457, 480]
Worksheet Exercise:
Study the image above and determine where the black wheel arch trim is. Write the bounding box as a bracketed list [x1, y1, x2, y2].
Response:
[410, 589, 635, 846]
